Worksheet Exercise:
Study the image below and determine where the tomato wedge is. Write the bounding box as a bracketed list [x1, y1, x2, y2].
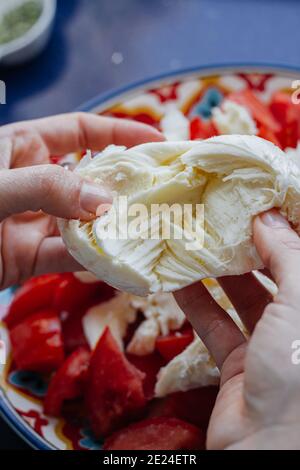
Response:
[190, 116, 218, 140]
[10, 309, 64, 372]
[104, 417, 205, 450]
[126, 352, 165, 400]
[86, 327, 146, 437]
[148, 386, 219, 431]
[4, 274, 62, 329]
[269, 91, 300, 149]
[228, 89, 281, 133]
[55, 276, 115, 353]
[44, 346, 90, 416]
[155, 326, 194, 361]
[61, 307, 89, 354]
[53, 275, 111, 314]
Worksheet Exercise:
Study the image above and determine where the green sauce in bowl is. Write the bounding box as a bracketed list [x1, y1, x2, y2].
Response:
[0, 0, 43, 45]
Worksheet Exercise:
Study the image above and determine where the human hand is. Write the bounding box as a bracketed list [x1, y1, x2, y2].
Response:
[175, 210, 300, 449]
[0, 112, 163, 289]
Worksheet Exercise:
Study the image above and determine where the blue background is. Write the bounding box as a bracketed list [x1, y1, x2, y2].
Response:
[0, 0, 300, 449]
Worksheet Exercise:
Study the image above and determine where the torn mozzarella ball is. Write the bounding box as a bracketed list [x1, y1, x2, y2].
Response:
[59, 135, 300, 296]
[155, 335, 220, 397]
[212, 100, 258, 135]
[126, 293, 185, 356]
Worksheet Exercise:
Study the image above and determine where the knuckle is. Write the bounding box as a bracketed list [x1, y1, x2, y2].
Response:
[36, 164, 65, 195]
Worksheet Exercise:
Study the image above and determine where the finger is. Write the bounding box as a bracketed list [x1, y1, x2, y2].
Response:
[174, 282, 246, 370]
[253, 210, 300, 302]
[219, 273, 273, 333]
[0, 113, 165, 158]
[0, 165, 112, 221]
[33, 237, 84, 275]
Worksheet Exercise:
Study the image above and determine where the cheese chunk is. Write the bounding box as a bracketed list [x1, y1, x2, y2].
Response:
[155, 335, 220, 397]
[126, 293, 185, 356]
[212, 100, 258, 135]
[59, 135, 300, 295]
[83, 293, 137, 350]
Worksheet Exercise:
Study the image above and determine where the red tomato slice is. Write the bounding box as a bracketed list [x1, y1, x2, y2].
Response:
[269, 91, 300, 149]
[61, 308, 89, 354]
[104, 417, 205, 450]
[44, 346, 90, 416]
[126, 352, 165, 400]
[148, 386, 219, 432]
[4, 274, 63, 329]
[190, 116, 218, 140]
[277, 118, 299, 149]
[10, 309, 64, 372]
[54, 275, 115, 314]
[155, 326, 194, 361]
[269, 91, 300, 126]
[228, 89, 281, 133]
[54, 276, 115, 353]
[86, 327, 146, 437]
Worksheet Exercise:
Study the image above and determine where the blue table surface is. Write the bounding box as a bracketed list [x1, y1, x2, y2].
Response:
[1, 0, 300, 449]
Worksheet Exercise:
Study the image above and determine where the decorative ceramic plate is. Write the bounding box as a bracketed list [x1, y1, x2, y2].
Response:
[1, 64, 299, 450]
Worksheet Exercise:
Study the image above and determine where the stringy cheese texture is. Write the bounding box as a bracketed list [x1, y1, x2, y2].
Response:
[59, 135, 300, 296]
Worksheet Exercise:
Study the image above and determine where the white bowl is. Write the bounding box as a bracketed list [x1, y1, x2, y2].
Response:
[0, 0, 56, 66]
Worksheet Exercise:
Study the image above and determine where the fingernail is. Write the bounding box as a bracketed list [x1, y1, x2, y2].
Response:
[96, 203, 112, 217]
[80, 182, 112, 215]
[260, 210, 290, 228]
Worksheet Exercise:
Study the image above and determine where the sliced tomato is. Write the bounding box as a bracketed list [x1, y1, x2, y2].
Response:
[86, 327, 146, 437]
[44, 346, 90, 416]
[126, 352, 165, 400]
[269, 91, 300, 149]
[61, 307, 89, 354]
[258, 125, 282, 148]
[54, 275, 115, 315]
[269, 91, 300, 126]
[190, 116, 218, 140]
[4, 274, 63, 329]
[104, 417, 205, 450]
[277, 118, 299, 149]
[155, 325, 194, 361]
[10, 309, 64, 372]
[148, 386, 218, 431]
[228, 89, 281, 133]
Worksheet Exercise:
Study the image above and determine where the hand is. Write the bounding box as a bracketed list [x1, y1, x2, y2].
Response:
[175, 210, 300, 449]
[0, 112, 163, 289]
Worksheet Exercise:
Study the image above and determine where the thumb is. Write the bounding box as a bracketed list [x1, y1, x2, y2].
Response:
[0, 165, 112, 222]
[253, 209, 300, 294]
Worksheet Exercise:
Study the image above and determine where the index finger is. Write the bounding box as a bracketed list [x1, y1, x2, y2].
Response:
[0, 112, 165, 157]
[174, 282, 246, 370]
